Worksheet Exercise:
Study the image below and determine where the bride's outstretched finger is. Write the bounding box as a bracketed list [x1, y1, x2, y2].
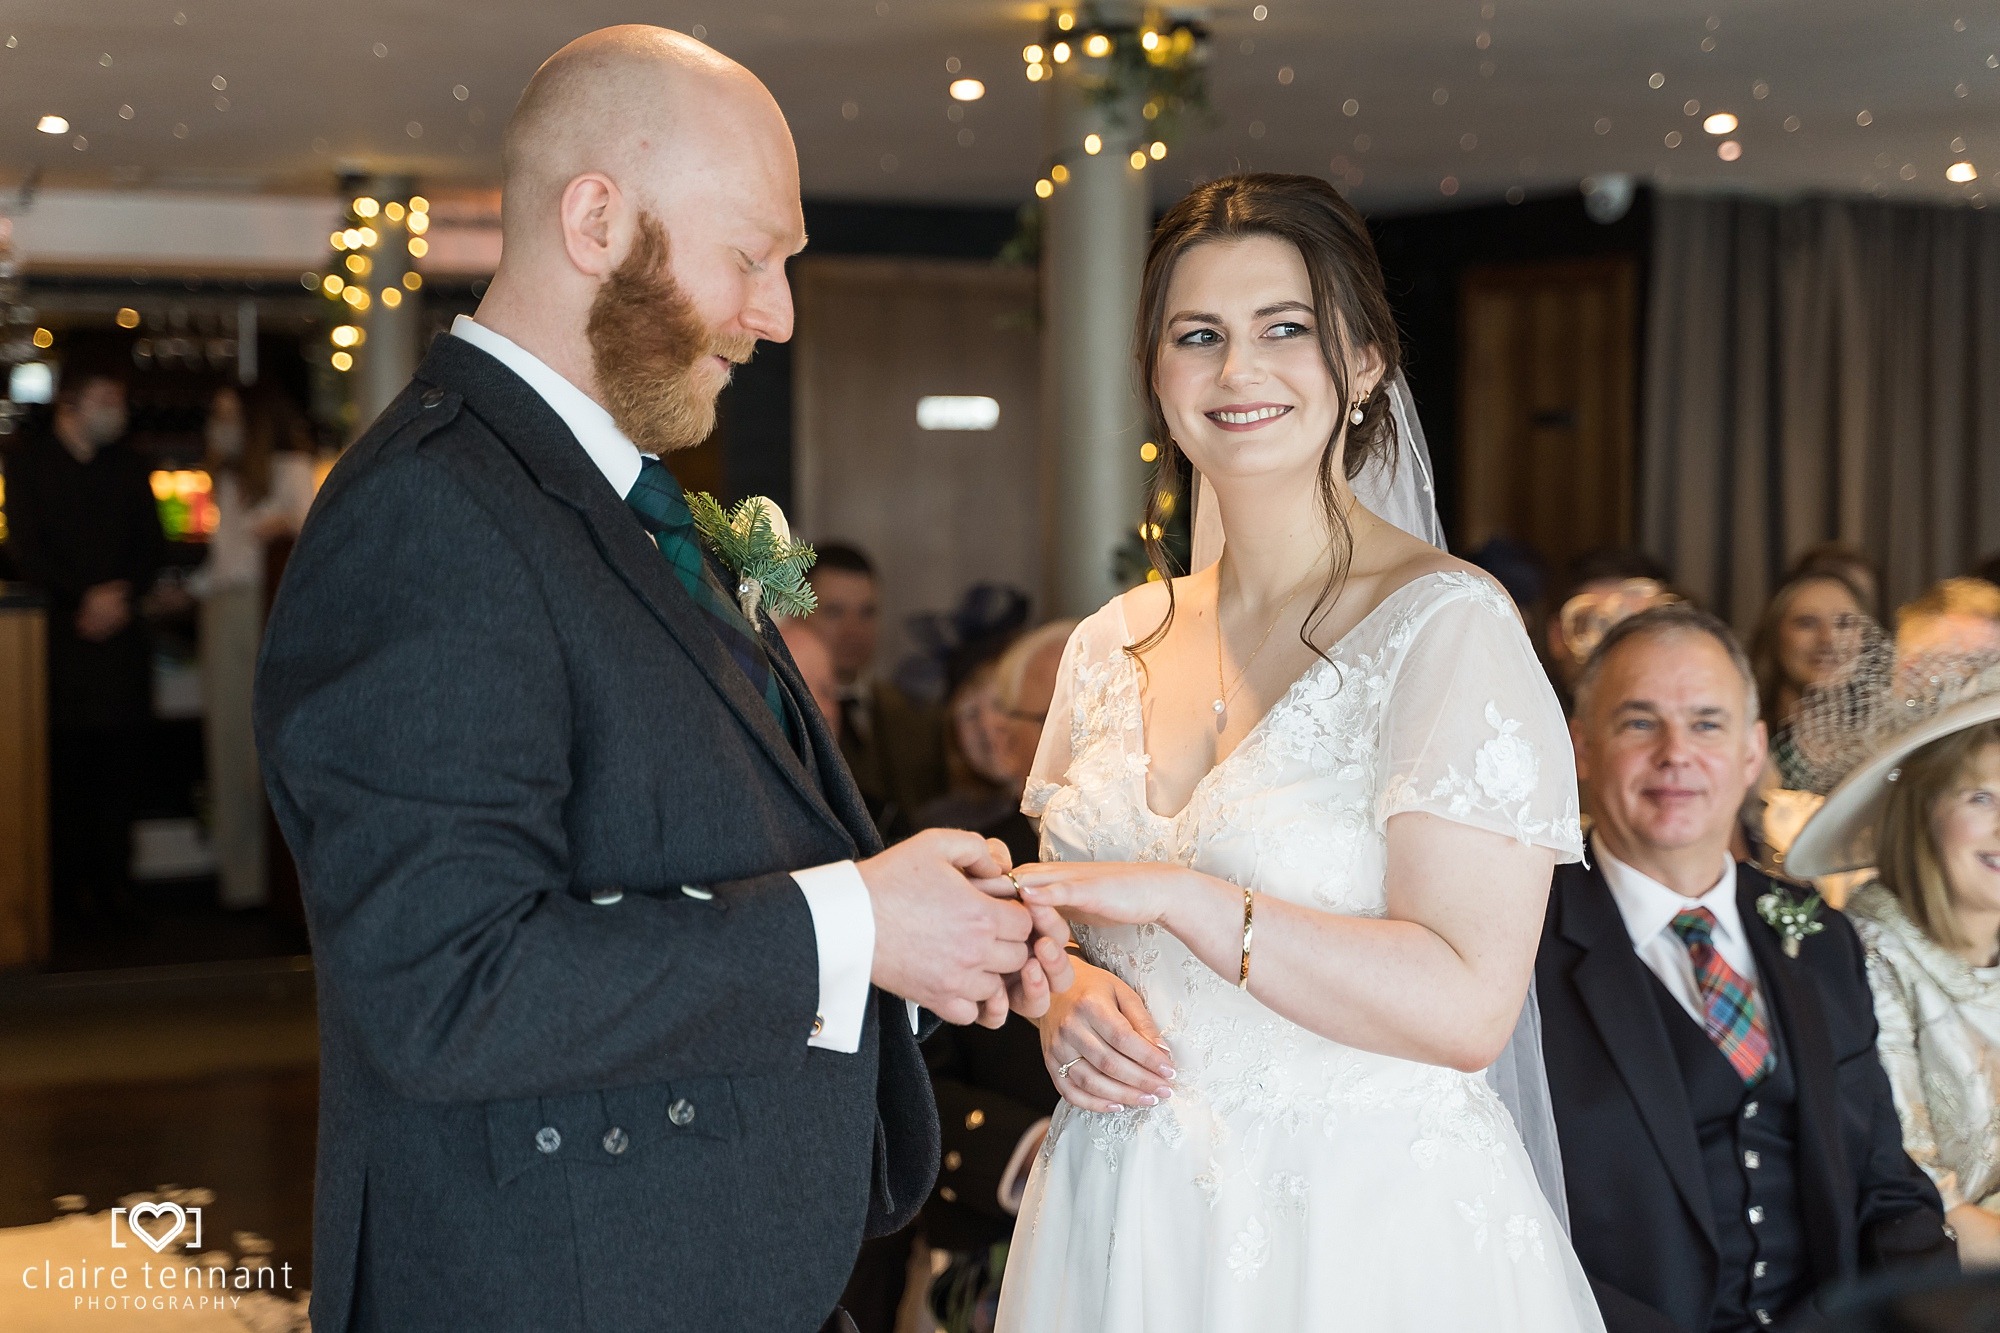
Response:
[1050, 1056, 1138, 1114]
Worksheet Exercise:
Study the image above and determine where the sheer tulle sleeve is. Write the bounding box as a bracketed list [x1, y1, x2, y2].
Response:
[1375, 576, 1583, 861]
[1022, 619, 1091, 819]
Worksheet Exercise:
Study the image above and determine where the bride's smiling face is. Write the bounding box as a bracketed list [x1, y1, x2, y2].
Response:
[1153, 234, 1379, 488]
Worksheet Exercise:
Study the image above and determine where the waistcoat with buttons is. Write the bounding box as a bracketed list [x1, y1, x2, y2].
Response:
[1649, 975, 1808, 1332]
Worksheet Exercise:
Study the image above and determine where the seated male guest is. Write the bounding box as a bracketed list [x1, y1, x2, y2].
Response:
[1538, 604, 1955, 1333]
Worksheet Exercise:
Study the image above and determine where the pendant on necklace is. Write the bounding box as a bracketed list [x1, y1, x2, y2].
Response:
[1212, 698, 1226, 715]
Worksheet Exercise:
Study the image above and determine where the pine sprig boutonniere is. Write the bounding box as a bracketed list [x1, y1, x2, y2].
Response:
[686, 493, 818, 621]
[1756, 886, 1828, 958]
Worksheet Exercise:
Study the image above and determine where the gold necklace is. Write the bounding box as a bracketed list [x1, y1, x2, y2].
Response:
[1212, 572, 1317, 721]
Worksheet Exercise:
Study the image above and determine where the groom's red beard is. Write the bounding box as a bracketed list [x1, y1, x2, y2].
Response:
[586, 211, 756, 455]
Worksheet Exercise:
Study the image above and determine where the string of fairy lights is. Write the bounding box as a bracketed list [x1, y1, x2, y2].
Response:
[314, 192, 429, 373]
[1023, 9, 1211, 202]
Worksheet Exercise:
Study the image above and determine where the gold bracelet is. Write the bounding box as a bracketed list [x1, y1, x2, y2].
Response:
[1237, 888, 1255, 990]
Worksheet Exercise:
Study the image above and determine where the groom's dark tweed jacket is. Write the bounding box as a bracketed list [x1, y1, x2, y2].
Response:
[255, 335, 936, 1333]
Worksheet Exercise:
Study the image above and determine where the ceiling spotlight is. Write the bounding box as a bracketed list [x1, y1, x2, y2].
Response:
[1948, 161, 1978, 183]
[1703, 112, 1738, 135]
[949, 78, 985, 101]
[37, 115, 68, 135]
[1082, 33, 1111, 58]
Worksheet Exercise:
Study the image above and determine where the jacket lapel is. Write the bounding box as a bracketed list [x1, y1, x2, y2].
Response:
[1559, 862, 1720, 1255]
[1739, 869, 1851, 1284]
[416, 336, 849, 847]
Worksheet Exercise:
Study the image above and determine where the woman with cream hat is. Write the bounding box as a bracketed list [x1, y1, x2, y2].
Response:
[1788, 654, 2000, 1268]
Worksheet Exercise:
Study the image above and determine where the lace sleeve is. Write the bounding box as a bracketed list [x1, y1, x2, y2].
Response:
[1860, 927, 1963, 1209]
[1375, 577, 1583, 861]
[1022, 620, 1090, 819]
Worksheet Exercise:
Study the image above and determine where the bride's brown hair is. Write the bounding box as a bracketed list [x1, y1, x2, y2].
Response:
[1132, 173, 1402, 656]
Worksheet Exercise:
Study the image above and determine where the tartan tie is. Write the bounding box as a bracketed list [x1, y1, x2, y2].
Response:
[623, 458, 794, 741]
[1670, 908, 1776, 1087]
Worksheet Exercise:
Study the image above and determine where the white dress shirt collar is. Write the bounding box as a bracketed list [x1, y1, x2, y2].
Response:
[1595, 836, 1743, 953]
[450, 314, 644, 499]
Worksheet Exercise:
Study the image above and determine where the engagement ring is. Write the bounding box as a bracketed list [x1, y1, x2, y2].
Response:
[1057, 1057, 1082, 1079]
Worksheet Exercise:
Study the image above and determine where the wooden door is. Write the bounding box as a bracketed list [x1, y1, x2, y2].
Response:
[792, 257, 1042, 668]
[1458, 257, 1638, 576]
[0, 600, 49, 969]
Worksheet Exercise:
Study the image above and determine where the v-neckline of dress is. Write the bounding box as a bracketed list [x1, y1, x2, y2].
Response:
[1117, 573, 1440, 824]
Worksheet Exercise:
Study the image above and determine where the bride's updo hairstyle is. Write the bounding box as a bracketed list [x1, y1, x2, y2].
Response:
[1133, 172, 1402, 656]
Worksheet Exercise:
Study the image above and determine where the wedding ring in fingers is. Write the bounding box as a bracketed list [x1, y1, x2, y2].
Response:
[1057, 1056, 1082, 1079]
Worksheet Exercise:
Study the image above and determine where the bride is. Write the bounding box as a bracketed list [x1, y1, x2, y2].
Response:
[994, 174, 1605, 1331]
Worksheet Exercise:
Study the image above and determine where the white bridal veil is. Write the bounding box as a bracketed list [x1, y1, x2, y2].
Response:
[1187, 370, 1574, 1234]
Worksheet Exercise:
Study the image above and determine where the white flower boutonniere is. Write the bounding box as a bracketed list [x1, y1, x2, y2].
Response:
[1756, 887, 1827, 958]
[686, 493, 818, 622]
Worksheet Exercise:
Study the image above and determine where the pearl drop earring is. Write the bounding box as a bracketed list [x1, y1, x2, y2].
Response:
[1348, 403, 1366, 426]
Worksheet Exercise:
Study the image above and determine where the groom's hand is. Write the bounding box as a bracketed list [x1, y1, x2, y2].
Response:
[858, 829, 1034, 1028]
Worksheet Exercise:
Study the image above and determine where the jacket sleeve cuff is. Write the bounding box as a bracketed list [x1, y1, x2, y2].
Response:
[794, 861, 874, 1054]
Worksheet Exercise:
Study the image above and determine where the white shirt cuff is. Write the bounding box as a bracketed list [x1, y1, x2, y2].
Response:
[794, 861, 875, 1053]
[998, 1117, 1051, 1215]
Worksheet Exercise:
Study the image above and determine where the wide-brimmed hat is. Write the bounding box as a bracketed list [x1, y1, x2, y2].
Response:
[1788, 662, 2000, 877]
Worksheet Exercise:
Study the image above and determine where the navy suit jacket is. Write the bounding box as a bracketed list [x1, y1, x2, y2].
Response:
[1536, 859, 1953, 1332]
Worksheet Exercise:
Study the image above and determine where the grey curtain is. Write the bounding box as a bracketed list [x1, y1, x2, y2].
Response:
[1641, 193, 2000, 628]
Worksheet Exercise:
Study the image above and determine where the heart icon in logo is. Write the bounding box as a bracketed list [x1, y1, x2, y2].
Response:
[126, 1202, 187, 1253]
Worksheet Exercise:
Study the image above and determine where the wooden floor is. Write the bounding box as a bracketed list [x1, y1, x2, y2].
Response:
[0, 960, 318, 1327]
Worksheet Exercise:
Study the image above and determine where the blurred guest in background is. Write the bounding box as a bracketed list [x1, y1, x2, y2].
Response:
[1751, 562, 1872, 791]
[2, 368, 164, 933]
[1539, 605, 1954, 1333]
[190, 382, 317, 909]
[1541, 546, 1678, 711]
[1785, 658, 2000, 1269]
[914, 619, 1073, 1333]
[806, 542, 947, 839]
[1896, 578, 2000, 667]
[1789, 542, 1882, 620]
[1467, 534, 1548, 613]
[776, 613, 843, 738]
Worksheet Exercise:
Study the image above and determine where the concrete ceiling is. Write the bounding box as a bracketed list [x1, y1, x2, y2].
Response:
[2, 0, 1995, 214]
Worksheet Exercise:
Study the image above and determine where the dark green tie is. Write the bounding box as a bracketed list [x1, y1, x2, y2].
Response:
[623, 458, 794, 741]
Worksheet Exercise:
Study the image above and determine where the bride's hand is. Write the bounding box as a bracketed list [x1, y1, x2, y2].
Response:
[1010, 861, 1194, 928]
[1039, 958, 1176, 1114]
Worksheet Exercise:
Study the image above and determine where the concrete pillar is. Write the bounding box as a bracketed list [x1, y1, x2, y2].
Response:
[357, 174, 421, 427]
[1041, 15, 1153, 618]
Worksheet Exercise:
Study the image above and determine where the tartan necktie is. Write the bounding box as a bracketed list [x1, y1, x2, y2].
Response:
[1670, 907, 1776, 1087]
[623, 458, 794, 741]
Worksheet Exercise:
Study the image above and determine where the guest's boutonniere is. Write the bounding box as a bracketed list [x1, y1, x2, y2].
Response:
[1756, 887, 1828, 958]
[687, 494, 818, 622]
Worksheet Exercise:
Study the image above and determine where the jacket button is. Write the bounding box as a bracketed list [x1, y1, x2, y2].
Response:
[1753, 1261, 1768, 1278]
[1755, 1311, 1772, 1326]
[534, 1126, 562, 1154]
[812, 1014, 825, 1037]
[680, 884, 714, 901]
[589, 886, 624, 906]
[602, 1127, 630, 1156]
[668, 1098, 696, 1128]
[1743, 1101, 1759, 1119]
[1743, 1150, 1761, 1169]
[1747, 1206, 1765, 1225]
[420, 388, 445, 408]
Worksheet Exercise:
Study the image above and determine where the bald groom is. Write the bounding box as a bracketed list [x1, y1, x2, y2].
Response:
[256, 27, 1068, 1333]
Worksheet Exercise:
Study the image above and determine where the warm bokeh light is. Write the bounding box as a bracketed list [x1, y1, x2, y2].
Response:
[31, 327, 53, 348]
[149, 470, 218, 539]
[36, 115, 68, 135]
[1023, 44, 1044, 62]
[1055, 11, 1074, 30]
[1051, 163, 1069, 183]
[1052, 41, 1071, 62]
[343, 285, 370, 310]
[1083, 33, 1111, 58]
[1718, 139, 1743, 161]
[352, 197, 380, 218]
[408, 195, 429, 213]
[1130, 149, 1146, 168]
[330, 350, 353, 372]
[407, 212, 429, 235]
[1026, 62, 1046, 81]
[115, 307, 141, 329]
[1703, 112, 1738, 135]
[322, 274, 345, 297]
[1149, 140, 1167, 160]
[380, 286, 402, 308]
[1083, 133, 1102, 154]
[358, 226, 379, 247]
[402, 270, 423, 290]
[407, 236, 429, 258]
[344, 253, 370, 276]
[330, 231, 349, 250]
[329, 324, 363, 348]
[950, 78, 985, 101]
[1947, 161, 1978, 183]
[383, 201, 406, 222]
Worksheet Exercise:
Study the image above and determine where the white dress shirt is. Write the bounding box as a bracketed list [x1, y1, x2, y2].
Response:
[1594, 834, 1759, 1025]
[451, 315, 882, 1053]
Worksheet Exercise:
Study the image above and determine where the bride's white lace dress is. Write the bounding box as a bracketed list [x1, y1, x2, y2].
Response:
[995, 571, 1606, 1332]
